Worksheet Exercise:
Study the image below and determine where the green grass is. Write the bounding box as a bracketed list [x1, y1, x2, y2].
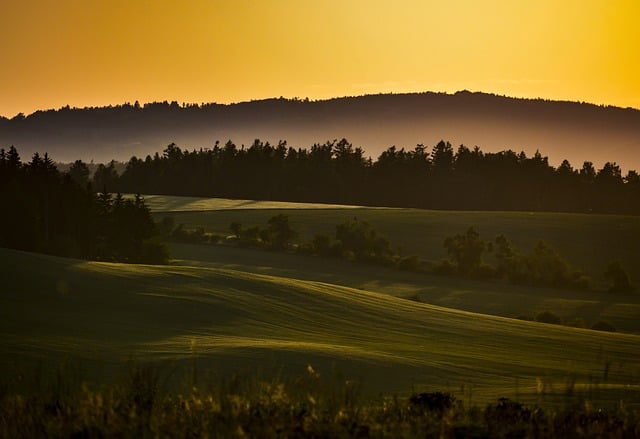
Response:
[2, 247, 639, 406]
[168, 243, 640, 334]
[151, 202, 640, 288]
[139, 194, 640, 333]
[138, 194, 368, 212]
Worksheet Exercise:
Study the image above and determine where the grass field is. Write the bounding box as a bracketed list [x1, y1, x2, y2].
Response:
[168, 243, 640, 334]
[2, 247, 640, 407]
[139, 194, 367, 212]
[137, 195, 640, 334]
[148, 198, 640, 289]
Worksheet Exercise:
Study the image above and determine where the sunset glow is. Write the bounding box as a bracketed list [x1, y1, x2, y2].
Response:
[2, 0, 639, 117]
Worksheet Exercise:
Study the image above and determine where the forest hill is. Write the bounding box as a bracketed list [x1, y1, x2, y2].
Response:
[87, 139, 640, 215]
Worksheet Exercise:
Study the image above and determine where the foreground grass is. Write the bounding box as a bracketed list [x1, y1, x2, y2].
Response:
[2, 247, 639, 407]
[3, 364, 639, 438]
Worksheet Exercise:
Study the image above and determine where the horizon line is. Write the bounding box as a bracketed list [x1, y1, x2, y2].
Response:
[2, 89, 639, 119]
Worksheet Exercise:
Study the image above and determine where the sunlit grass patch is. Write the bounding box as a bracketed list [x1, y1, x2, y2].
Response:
[134, 194, 369, 212]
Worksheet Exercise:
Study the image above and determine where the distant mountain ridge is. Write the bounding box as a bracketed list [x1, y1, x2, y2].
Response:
[1, 91, 639, 171]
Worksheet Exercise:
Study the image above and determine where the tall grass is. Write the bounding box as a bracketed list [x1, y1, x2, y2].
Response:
[2, 362, 639, 438]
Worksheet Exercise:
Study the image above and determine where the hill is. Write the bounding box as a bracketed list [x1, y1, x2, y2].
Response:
[1, 247, 639, 404]
[1, 91, 639, 171]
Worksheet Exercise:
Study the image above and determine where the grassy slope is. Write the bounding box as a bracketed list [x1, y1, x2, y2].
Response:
[141, 195, 640, 332]
[1, 247, 639, 405]
[140, 194, 366, 212]
[168, 243, 640, 334]
[152, 204, 640, 287]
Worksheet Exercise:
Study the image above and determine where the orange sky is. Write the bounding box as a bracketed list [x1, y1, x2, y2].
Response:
[1, 0, 639, 117]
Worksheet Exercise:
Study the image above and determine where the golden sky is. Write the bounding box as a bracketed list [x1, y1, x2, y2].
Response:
[1, 0, 639, 117]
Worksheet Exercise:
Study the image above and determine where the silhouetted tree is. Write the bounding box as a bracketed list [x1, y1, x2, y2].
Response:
[108, 139, 640, 215]
[266, 214, 297, 250]
[68, 159, 91, 188]
[443, 227, 485, 276]
[604, 261, 634, 293]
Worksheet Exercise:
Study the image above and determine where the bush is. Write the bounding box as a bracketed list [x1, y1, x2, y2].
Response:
[604, 261, 634, 293]
[443, 226, 485, 276]
[397, 255, 421, 272]
[409, 392, 455, 414]
[566, 317, 586, 328]
[335, 217, 393, 262]
[527, 241, 570, 287]
[535, 311, 562, 325]
[240, 226, 262, 246]
[402, 293, 422, 303]
[484, 398, 533, 438]
[267, 214, 297, 250]
[158, 216, 176, 238]
[139, 241, 170, 264]
[433, 259, 456, 275]
[475, 264, 497, 280]
[591, 320, 616, 332]
[311, 233, 335, 257]
[569, 271, 591, 290]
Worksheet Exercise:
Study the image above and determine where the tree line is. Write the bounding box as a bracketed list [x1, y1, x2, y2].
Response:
[164, 213, 634, 294]
[90, 139, 639, 214]
[0, 146, 168, 263]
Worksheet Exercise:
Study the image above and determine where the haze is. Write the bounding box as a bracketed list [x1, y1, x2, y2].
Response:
[2, 0, 639, 118]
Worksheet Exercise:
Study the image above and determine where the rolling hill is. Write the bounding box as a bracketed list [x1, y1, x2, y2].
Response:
[2, 247, 639, 404]
[143, 195, 640, 291]
[2, 91, 639, 172]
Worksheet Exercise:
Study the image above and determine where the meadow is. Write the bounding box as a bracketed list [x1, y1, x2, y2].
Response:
[148, 195, 640, 287]
[2, 247, 639, 406]
[3, 194, 640, 436]
[145, 195, 640, 333]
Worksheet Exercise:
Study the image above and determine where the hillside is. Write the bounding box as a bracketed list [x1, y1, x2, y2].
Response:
[1, 247, 639, 404]
[144, 196, 640, 290]
[2, 91, 639, 171]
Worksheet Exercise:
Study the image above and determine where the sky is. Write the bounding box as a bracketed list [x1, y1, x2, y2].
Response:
[1, 0, 639, 117]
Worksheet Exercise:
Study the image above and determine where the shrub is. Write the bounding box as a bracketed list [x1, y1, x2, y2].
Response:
[139, 241, 170, 264]
[526, 241, 570, 287]
[397, 255, 421, 272]
[229, 221, 242, 237]
[402, 293, 422, 303]
[443, 226, 485, 276]
[158, 216, 176, 238]
[569, 271, 591, 290]
[566, 317, 586, 328]
[312, 233, 336, 257]
[433, 259, 456, 275]
[335, 217, 393, 262]
[475, 264, 497, 280]
[239, 226, 262, 246]
[409, 392, 455, 414]
[492, 234, 528, 282]
[591, 320, 616, 332]
[267, 214, 297, 250]
[604, 261, 634, 293]
[535, 311, 562, 325]
[484, 398, 533, 438]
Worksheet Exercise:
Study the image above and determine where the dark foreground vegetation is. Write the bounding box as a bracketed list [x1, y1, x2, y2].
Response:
[2, 364, 638, 438]
[94, 139, 640, 214]
[0, 146, 168, 263]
